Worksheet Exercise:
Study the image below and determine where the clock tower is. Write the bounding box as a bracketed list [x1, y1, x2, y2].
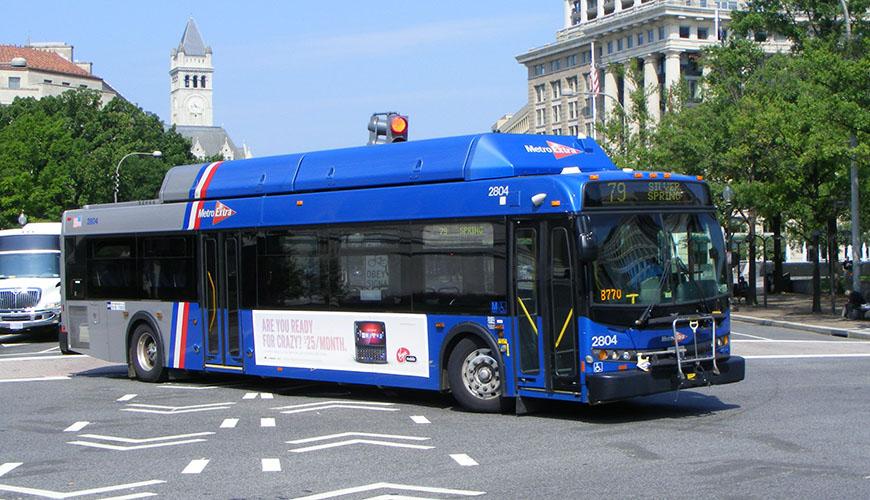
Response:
[170, 18, 213, 127]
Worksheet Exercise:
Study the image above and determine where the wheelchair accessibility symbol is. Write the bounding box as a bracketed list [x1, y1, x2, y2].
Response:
[593, 362, 603, 373]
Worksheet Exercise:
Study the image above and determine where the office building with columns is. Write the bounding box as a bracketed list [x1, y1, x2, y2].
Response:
[494, 0, 789, 136]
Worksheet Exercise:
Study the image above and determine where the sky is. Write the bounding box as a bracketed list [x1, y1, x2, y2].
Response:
[5, 1, 562, 157]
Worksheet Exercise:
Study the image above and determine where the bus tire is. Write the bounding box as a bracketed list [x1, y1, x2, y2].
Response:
[447, 337, 502, 413]
[58, 328, 76, 355]
[129, 323, 166, 383]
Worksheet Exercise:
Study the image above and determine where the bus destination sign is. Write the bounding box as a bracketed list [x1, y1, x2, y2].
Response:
[583, 180, 711, 208]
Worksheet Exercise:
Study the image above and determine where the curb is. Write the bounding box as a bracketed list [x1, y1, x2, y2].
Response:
[732, 314, 870, 340]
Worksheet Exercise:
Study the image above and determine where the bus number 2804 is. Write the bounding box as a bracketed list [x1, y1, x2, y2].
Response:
[591, 335, 618, 347]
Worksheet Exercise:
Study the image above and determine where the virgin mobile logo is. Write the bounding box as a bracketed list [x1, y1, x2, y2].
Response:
[197, 201, 236, 225]
[524, 141, 581, 160]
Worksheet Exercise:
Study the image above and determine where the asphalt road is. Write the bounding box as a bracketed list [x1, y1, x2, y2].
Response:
[1, 321, 869, 499]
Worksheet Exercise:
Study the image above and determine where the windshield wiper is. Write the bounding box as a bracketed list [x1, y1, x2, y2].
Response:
[635, 255, 671, 327]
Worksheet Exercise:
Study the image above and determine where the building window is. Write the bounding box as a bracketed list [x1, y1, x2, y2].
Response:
[550, 59, 561, 72]
[567, 76, 578, 94]
[535, 84, 546, 103]
[569, 101, 578, 120]
[607, 41, 613, 54]
[659, 26, 666, 40]
[569, 125, 579, 136]
[7, 77, 20, 89]
[698, 27, 709, 39]
[679, 26, 690, 38]
[567, 54, 577, 67]
[184, 75, 190, 87]
[201, 75, 207, 88]
[586, 123, 594, 137]
[627, 36, 633, 49]
[585, 97, 594, 117]
[754, 31, 768, 42]
[638, 33, 644, 45]
[648, 29, 655, 42]
[551, 80, 561, 99]
[43, 79, 52, 84]
[536, 108, 546, 127]
[598, 46, 603, 58]
[552, 105, 562, 123]
[617, 39, 623, 51]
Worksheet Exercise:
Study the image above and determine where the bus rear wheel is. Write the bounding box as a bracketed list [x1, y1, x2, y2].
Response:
[129, 324, 166, 382]
[447, 338, 502, 413]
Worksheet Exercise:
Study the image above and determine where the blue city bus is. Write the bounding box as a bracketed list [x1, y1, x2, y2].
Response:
[60, 134, 744, 412]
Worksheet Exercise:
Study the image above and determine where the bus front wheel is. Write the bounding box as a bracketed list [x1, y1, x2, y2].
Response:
[129, 324, 166, 383]
[447, 338, 502, 413]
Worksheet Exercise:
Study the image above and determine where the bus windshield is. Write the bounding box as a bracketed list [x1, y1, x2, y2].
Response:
[0, 252, 60, 279]
[589, 212, 728, 306]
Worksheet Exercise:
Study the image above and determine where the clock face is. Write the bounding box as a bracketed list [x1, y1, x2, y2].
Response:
[187, 96, 205, 115]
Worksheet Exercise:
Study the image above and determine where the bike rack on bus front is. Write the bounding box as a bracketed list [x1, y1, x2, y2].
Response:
[670, 314, 719, 380]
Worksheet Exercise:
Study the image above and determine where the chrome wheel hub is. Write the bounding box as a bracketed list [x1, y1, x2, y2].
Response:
[461, 348, 501, 400]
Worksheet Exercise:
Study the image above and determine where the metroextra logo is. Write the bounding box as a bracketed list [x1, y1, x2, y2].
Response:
[523, 141, 581, 160]
[197, 201, 237, 225]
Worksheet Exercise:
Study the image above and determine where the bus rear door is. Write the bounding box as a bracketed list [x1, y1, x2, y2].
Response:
[512, 220, 579, 394]
[201, 233, 244, 371]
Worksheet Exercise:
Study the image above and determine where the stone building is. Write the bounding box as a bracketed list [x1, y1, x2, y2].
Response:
[170, 18, 250, 160]
[0, 42, 119, 106]
[497, 0, 789, 137]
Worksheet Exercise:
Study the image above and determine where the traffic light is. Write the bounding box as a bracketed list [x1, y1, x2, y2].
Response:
[367, 112, 408, 144]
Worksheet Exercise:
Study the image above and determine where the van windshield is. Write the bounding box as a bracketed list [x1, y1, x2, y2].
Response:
[0, 252, 60, 278]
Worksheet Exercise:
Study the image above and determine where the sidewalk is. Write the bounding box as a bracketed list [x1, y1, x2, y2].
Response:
[731, 293, 870, 340]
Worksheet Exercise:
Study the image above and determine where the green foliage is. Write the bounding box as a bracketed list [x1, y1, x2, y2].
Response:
[0, 90, 194, 228]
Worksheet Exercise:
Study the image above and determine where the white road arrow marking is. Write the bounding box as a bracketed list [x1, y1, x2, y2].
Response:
[287, 432, 432, 453]
[291, 482, 485, 500]
[0, 479, 164, 499]
[64, 421, 89, 432]
[261, 392, 274, 399]
[243, 392, 258, 399]
[450, 453, 479, 466]
[273, 400, 396, 410]
[0, 463, 22, 477]
[68, 432, 213, 451]
[99, 492, 157, 499]
[261, 458, 281, 472]
[121, 402, 235, 414]
[182, 459, 209, 474]
[410, 416, 430, 424]
[117, 394, 137, 402]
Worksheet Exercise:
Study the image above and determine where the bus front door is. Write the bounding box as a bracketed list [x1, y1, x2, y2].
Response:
[513, 220, 579, 393]
[201, 233, 244, 371]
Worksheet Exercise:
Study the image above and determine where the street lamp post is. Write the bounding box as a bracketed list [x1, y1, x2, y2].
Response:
[114, 151, 162, 203]
[839, 0, 861, 295]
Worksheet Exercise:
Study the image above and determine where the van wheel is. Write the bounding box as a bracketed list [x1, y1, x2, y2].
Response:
[447, 338, 502, 413]
[129, 324, 166, 382]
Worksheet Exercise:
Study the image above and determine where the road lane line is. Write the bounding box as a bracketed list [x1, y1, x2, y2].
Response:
[261, 392, 273, 399]
[0, 355, 84, 362]
[0, 376, 70, 383]
[99, 493, 158, 499]
[157, 384, 220, 390]
[450, 453, 479, 466]
[290, 439, 435, 453]
[0, 463, 22, 477]
[745, 354, 870, 359]
[731, 331, 773, 341]
[261, 418, 276, 428]
[220, 418, 239, 429]
[291, 482, 486, 500]
[410, 416, 430, 424]
[243, 392, 258, 399]
[261, 458, 281, 472]
[0, 479, 165, 498]
[182, 459, 209, 474]
[64, 421, 90, 432]
[733, 339, 870, 344]
[287, 432, 430, 445]
[117, 394, 137, 402]
[38, 346, 60, 354]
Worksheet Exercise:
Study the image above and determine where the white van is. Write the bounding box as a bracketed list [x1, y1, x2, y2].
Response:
[0, 222, 62, 335]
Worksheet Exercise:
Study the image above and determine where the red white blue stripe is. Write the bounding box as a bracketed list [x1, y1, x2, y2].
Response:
[169, 302, 190, 369]
[185, 161, 222, 230]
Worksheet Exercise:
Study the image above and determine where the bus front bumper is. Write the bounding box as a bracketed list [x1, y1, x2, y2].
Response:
[0, 309, 61, 333]
[586, 356, 745, 404]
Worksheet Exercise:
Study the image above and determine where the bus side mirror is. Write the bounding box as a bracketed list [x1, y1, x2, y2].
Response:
[578, 232, 598, 263]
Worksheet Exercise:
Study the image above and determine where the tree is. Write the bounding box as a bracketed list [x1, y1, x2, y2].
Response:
[0, 91, 194, 227]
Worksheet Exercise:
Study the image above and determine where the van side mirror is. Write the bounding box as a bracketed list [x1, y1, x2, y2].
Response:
[578, 232, 598, 263]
